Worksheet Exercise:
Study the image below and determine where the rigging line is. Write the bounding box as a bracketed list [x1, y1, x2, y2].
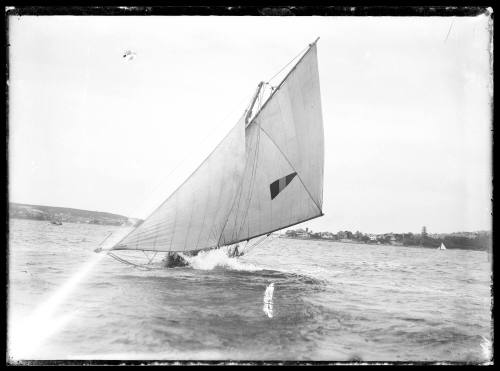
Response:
[244, 234, 270, 252]
[107, 252, 154, 271]
[259, 126, 322, 214]
[141, 250, 158, 264]
[266, 44, 310, 83]
[147, 252, 158, 265]
[98, 232, 113, 247]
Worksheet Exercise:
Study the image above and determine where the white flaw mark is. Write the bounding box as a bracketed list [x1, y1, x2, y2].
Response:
[263, 282, 275, 318]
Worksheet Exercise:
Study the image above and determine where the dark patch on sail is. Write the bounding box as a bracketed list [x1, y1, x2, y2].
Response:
[270, 172, 297, 200]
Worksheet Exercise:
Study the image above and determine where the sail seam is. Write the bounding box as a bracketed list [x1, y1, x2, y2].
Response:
[259, 126, 322, 214]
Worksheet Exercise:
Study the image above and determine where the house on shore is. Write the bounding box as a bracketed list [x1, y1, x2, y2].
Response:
[295, 228, 310, 238]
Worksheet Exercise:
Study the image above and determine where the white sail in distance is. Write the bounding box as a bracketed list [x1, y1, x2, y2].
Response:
[111, 40, 324, 252]
[438, 243, 447, 250]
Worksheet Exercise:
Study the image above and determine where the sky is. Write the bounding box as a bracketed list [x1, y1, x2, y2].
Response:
[8, 15, 492, 234]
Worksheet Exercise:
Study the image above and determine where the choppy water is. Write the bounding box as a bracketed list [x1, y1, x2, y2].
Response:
[8, 219, 492, 362]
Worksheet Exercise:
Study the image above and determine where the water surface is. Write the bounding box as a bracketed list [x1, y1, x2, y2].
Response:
[8, 219, 492, 361]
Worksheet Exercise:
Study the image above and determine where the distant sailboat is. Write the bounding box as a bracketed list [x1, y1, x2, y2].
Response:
[97, 38, 324, 268]
[437, 243, 447, 250]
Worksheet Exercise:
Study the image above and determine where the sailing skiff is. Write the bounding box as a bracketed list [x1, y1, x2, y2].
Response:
[96, 38, 325, 268]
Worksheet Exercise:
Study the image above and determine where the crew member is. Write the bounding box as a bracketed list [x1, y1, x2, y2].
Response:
[163, 252, 189, 268]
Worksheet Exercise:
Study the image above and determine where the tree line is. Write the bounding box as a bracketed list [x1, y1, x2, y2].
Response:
[285, 228, 491, 251]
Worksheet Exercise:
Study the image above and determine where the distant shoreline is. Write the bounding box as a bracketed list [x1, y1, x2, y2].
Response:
[9, 203, 489, 252]
[9, 216, 128, 227]
[279, 236, 488, 252]
[9, 202, 142, 227]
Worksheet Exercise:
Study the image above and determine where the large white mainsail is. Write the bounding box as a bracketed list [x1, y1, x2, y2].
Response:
[110, 39, 324, 253]
[219, 41, 324, 245]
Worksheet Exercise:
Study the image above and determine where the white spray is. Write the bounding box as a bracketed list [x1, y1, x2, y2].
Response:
[181, 248, 261, 271]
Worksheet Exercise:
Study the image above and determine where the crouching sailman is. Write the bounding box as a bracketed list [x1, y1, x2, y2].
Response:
[162, 251, 190, 268]
[227, 244, 245, 258]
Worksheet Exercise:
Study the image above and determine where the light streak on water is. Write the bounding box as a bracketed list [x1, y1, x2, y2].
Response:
[9, 252, 106, 360]
[8, 228, 132, 360]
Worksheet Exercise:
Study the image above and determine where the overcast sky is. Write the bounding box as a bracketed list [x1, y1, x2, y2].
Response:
[8, 15, 492, 234]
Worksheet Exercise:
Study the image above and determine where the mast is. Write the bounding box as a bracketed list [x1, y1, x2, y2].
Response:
[245, 81, 264, 126]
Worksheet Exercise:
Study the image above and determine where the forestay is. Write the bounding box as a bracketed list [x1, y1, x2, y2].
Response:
[111, 41, 324, 252]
